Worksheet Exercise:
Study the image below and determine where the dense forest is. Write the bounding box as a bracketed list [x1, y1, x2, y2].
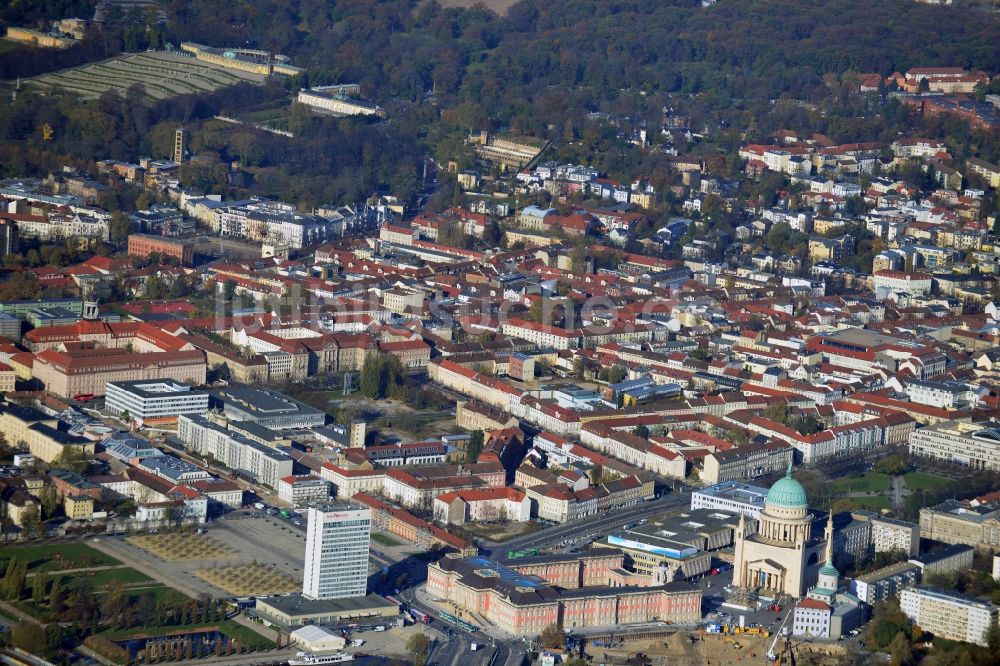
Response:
[0, 0, 998, 208]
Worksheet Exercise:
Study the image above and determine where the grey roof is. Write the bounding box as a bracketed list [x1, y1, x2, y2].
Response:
[139, 455, 206, 482]
[256, 593, 397, 619]
[909, 543, 974, 566]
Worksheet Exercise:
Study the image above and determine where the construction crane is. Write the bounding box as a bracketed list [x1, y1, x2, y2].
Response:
[771, 635, 796, 666]
[766, 607, 795, 662]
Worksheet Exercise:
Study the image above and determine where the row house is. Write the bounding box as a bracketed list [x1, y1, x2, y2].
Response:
[429, 358, 525, 412]
[382, 467, 504, 511]
[354, 492, 474, 555]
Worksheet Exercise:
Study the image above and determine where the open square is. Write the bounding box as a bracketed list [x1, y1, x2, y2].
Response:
[127, 533, 234, 561]
[194, 563, 299, 597]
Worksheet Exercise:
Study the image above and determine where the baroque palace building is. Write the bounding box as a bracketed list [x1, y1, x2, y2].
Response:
[427, 550, 701, 636]
[732, 465, 829, 598]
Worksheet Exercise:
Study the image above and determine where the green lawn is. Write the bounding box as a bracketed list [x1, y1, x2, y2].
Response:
[0, 40, 24, 55]
[14, 566, 188, 623]
[371, 532, 404, 547]
[55, 566, 154, 590]
[829, 473, 890, 494]
[5, 543, 121, 573]
[904, 472, 954, 491]
[58, 566, 188, 603]
[101, 620, 274, 649]
[849, 496, 892, 511]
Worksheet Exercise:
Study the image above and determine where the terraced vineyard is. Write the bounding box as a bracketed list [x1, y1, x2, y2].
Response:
[28, 51, 267, 100]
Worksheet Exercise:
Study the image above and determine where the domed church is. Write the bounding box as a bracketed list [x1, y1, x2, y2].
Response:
[732, 465, 831, 598]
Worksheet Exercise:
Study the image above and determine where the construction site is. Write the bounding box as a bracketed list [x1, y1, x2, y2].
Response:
[583, 629, 856, 666]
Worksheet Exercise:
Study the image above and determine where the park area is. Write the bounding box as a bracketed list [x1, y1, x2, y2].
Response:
[7, 542, 120, 573]
[194, 563, 298, 597]
[0, 543, 188, 622]
[128, 533, 233, 560]
[27, 51, 265, 100]
[818, 468, 959, 515]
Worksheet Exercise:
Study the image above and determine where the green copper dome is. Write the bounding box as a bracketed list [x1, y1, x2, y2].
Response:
[819, 561, 839, 577]
[766, 464, 808, 508]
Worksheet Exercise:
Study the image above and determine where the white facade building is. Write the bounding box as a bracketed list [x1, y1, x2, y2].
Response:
[213, 200, 335, 248]
[900, 586, 999, 647]
[908, 420, 1000, 472]
[297, 88, 385, 117]
[176, 414, 294, 489]
[278, 474, 331, 506]
[792, 598, 833, 638]
[872, 270, 933, 297]
[690, 482, 769, 519]
[105, 380, 209, 425]
[870, 517, 920, 557]
[302, 503, 371, 601]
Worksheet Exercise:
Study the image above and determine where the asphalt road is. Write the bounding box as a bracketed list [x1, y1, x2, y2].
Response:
[396, 583, 526, 666]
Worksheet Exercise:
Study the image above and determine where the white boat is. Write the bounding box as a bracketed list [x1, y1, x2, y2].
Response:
[288, 652, 356, 665]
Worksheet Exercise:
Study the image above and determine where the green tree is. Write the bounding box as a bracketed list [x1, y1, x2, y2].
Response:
[599, 365, 627, 385]
[100, 580, 129, 630]
[109, 211, 132, 247]
[632, 424, 650, 438]
[888, 631, 913, 666]
[38, 485, 58, 519]
[874, 454, 908, 476]
[726, 428, 750, 446]
[20, 505, 41, 539]
[31, 571, 47, 605]
[359, 354, 406, 400]
[538, 624, 567, 650]
[3, 558, 27, 600]
[48, 577, 63, 613]
[986, 623, 1000, 656]
[406, 633, 430, 666]
[466, 430, 484, 464]
[10, 622, 46, 656]
[54, 448, 88, 475]
[359, 355, 382, 399]
[763, 402, 790, 425]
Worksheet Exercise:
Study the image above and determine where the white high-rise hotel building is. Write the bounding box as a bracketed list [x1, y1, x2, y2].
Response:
[302, 503, 371, 601]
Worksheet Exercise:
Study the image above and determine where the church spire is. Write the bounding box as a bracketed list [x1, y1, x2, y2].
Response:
[785, 462, 793, 479]
[824, 512, 834, 565]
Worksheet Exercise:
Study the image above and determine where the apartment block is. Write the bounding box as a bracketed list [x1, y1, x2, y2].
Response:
[870, 516, 921, 557]
[701, 439, 795, 485]
[901, 586, 999, 646]
[176, 414, 293, 489]
[849, 562, 920, 604]
[278, 475, 331, 506]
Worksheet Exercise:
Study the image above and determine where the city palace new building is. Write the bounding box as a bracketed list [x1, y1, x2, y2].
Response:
[427, 549, 701, 636]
